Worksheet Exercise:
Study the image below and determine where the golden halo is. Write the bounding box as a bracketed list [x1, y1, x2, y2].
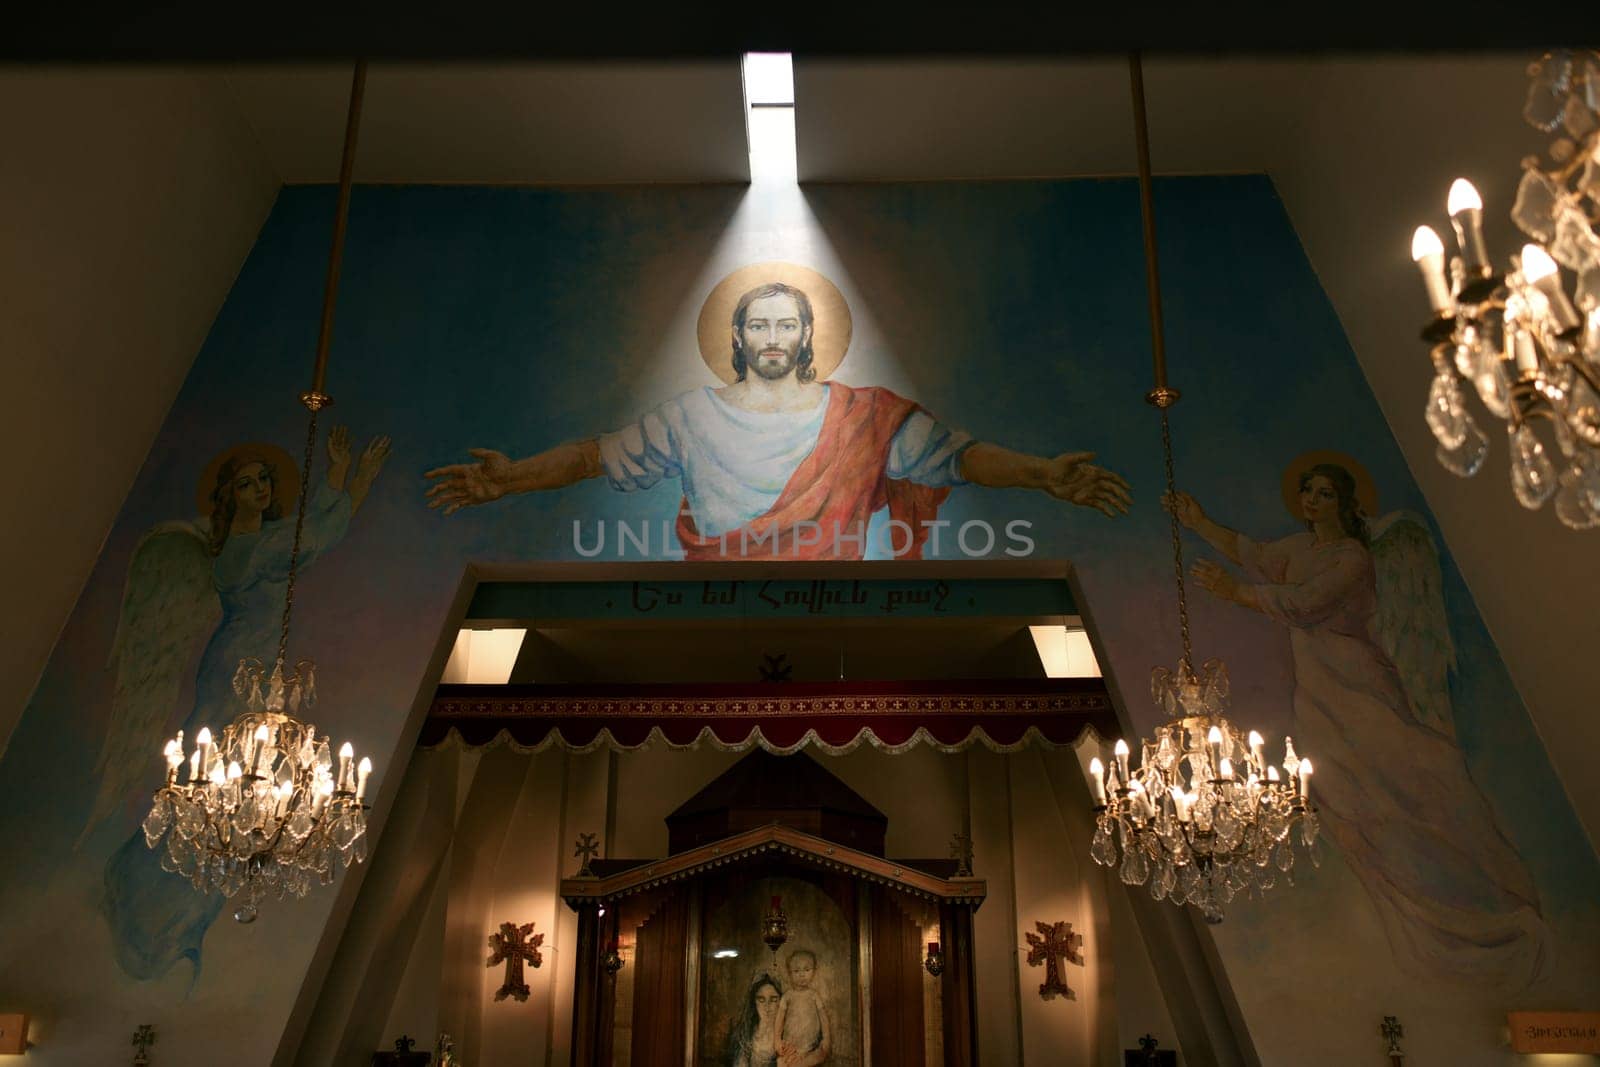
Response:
[696, 262, 852, 384]
[196, 442, 301, 517]
[1281, 450, 1379, 521]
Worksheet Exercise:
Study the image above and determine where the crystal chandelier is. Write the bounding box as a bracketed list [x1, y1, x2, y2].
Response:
[141, 62, 376, 923]
[1083, 56, 1319, 924]
[1408, 49, 1600, 528]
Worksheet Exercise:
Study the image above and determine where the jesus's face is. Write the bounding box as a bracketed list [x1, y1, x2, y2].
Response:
[737, 293, 811, 381]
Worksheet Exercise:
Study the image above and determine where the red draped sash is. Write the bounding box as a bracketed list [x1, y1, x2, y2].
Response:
[674, 385, 951, 560]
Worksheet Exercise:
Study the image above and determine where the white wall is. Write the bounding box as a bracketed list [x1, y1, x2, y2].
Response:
[0, 68, 279, 758]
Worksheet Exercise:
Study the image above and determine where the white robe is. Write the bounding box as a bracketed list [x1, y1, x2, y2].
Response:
[1242, 532, 1551, 989]
[598, 385, 971, 537]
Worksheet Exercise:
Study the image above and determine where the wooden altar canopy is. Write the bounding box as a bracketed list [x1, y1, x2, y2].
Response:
[559, 751, 990, 1067]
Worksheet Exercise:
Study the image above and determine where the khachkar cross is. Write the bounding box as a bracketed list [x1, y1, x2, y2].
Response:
[487, 921, 544, 1002]
[949, 831, 974, 877]
[1023, 920, 1084, 1000]
[1380, 1016, 1405, 1066]
[132, 1024, 156, 1065]
[575, 832, 600, 877]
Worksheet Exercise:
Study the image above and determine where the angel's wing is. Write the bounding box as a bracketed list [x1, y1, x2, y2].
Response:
[78, 520, 221, 844]
[1369, 511, 1458, 736]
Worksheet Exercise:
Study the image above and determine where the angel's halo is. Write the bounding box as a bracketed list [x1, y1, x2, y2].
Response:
[196, 441, 302, 517]
[1280, 449, 1379, 521]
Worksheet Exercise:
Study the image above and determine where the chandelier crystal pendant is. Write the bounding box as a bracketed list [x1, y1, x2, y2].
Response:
[1408, 49, 1600, 529]
[1084, 56, 1319, 925]
[140, 61, 375, 924]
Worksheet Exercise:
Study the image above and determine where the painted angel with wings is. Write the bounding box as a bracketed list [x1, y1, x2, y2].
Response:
[92, 426, 389, 982]
[1165, 453, 1550, 991]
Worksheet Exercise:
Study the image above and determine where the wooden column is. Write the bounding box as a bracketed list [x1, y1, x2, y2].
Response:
[938, 903, 980, 1067]
[569, 901, 602, 1067]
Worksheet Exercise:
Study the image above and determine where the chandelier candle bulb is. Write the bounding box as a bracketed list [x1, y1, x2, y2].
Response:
[1218, 757, 1234, 781]
[1514, 329, 1541, 375]
[1114, 738, 1131, 785]
[1521, 244, 1585, 333]
[1299, 759, 1314, 800]
[355, 757, 372, 802]
[1411, 225, 1454, 314]
[1447, 178, 1491, 275]
[196, 726, 213, 772]
[252, 724, 270, 774]
[1207, 726, 1223, 773]
[1087, 757, 1107, 805]
[338, 742, 353, 791]
[1247, 730, 1264, 770]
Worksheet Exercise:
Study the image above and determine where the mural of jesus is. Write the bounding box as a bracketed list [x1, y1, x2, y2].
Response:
[426, 264, 1130, 559]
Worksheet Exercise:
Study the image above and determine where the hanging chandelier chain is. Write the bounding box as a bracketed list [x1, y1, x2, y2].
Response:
[276, 407, 322, 673]
[1159, 409, 1193, 674]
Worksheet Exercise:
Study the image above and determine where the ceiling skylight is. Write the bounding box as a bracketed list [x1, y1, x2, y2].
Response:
[743, 52, 797, 183]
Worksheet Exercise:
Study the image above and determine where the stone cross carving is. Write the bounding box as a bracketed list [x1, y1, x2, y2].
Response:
[574, 832, 600, 877]
[132, 1024, 156, 1066]
[1380, 1016, 1405, 1066]
[487, 921, 544, 1002]
[948, 830, 974, 876]
[1023, 920, 1083, 1000]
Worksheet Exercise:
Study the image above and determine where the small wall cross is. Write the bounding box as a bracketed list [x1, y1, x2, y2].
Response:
[132, 1024, 156, 1066]
[1023, 920, 1083, 1000]
[574, 832, 600, 877]
[1380, 1016, 1405, 1066]
[487, 921, 544, 1002]
[949, 831, 974, 876]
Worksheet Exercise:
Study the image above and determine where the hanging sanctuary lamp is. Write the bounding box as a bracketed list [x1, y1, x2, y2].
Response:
[1084, 55, 1320, 924]
[139, 62, 377, 923]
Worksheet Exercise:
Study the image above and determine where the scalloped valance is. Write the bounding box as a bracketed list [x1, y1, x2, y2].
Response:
[421, 678, 1115, 755]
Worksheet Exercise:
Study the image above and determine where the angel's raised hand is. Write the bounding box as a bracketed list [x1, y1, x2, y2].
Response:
[1191, 558, 1239, 601]
[356, 435, 392, 481]
[1162, 490, 1204, 530]
[328, 424, 351, 465]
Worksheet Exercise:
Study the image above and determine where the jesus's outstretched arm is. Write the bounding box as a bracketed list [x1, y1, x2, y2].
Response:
[425, 438, 602, 515]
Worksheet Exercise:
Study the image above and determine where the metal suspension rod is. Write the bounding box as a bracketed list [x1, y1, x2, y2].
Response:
[1130, 53, 1177, 409]
[1130, 51, 1193, 674]
[277, 59, 366, 670]
[305, 59, 367, 410]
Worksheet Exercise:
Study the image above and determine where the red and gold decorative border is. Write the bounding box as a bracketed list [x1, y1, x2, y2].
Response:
[422, 679, 1118, 754]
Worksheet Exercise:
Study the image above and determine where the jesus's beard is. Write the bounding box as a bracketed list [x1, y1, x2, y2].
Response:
[746, 345, 799, 381]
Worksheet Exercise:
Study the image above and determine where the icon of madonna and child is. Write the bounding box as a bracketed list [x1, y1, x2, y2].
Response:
[80, 425, 390, 982]
[1167, 450, 1552, 991]
[701, 879, 855, 1067]
[724, 952, 834, 1067]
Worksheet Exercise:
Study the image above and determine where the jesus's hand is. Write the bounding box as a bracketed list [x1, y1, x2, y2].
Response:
[426, 449, 514, 515]
[1042, 452, 1132, 517]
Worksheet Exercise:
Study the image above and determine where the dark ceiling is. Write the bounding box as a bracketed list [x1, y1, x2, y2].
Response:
[6, 2, 1555, 61]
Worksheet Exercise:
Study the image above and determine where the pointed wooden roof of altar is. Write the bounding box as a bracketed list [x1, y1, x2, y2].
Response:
[666, 748, 888, 855]
[560, 822, 987, 910]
